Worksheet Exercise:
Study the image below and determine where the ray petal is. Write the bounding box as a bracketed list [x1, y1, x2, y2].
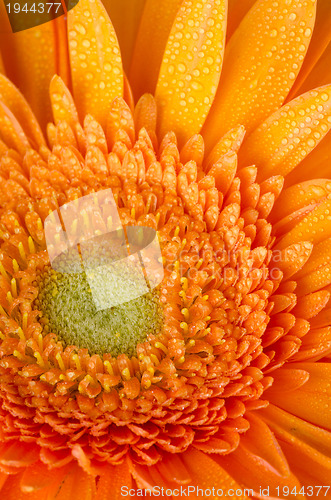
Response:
[259, 403, 331, 481]
[226, 0, 257, 41]
[50, 75, 79, 127]
[95, 461, 132, 500]
[287, 0, 331, 99]
[0, 74, 45, 148]
[129, 0, 183, 100]
[213, 412, 304, 499]
[67, 0, 124, 128]
[155, 0, 227, 147]
[275, 195, 331, 250]
[0, 12, 68, 130]
[285, 130, 331, 186]
[265, 363, 331, 430]
[202, 0, 316, 150]
[239, 84, 331, 181]
[102, 0, 145, 72]
[182, 448, 250, 499]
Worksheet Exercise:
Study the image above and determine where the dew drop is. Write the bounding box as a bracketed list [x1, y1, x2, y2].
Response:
[75, 23, 87, 35]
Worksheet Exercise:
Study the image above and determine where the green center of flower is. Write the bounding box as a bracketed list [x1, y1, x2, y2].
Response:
[36, 260, 163, 357]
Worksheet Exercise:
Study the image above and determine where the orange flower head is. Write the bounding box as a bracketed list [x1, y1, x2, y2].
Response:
[0, 0, 330, 498]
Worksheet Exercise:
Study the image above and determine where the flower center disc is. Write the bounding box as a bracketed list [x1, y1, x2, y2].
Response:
[36, 265, 163, 357]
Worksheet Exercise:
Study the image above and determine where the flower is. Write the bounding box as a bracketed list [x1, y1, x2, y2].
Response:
[0, 0, 330, 498]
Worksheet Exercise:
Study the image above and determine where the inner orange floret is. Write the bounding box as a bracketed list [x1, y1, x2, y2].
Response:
[0, 87, 308, 472]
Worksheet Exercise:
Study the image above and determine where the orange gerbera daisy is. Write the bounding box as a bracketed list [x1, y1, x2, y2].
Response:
[0, 0, 330, 498]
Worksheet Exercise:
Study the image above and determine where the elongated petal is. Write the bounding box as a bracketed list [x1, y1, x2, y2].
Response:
[240, 85, 331, 181]
[287, 0, 331, 99]
[102, 0, 145, 72]
[214, 413, 304, 499]
[0, 74, 45, 148]
[67, 0, 123, 128]
[155, 0, 227, 146]
[0, 13, 68, 130]
[130, 0, 183, 99]
[226, 0, 257, 41]
[259, 404, 331, 483]
[181, 448, 250, 499]
[286, 130, 331, 186]
[271, 179, 331, 225]
[0, 52, 4, 75]
[50, 75, 79, 127]
[202, 0, 316, 150]
[295, 237, 331, 281]
[275, 196, 331, 250]
[95, 462, 132, 500]
[266, 363, 331, 430]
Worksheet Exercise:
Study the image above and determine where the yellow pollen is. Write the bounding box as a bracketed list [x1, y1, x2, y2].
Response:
[196, 258, 204, 269]
[122, 368, 131, 380]
[0, 262, 8, 279]
[28, 236, 36, 254]
[104, 360, 114, 375]
[34, 352, 45, 367]
[11, 278, 17, 298]
[56, 353, 66, 371]
[155, 341, 168, 354]
[180, 322, 189, 334]
[181, 277, 188, 291]
[181, 308, 190, 321]
[12, 259, 20, 273]
[18, 242, 26, 262]
[73, 354, 82, 371]
[13, 350, 24, 360]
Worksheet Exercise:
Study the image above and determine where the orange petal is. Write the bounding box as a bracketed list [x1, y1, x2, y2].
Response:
[295, 264, 331, 295]
[182, 447, 250, 499]
[51, 464, 96, 500]
[295, 238, 331, 281]
[291, 326, 331, 361]
[240, 84, 331, 181]
[226, 0, 257, 41]
[205, 125, 245, 171]
[67, 0, 123, 128]
[213, 412, 304, 499]
[202, 0, 316, 150]
[0, 52, 5, 75]
[0, 74, 45, 149]
[287, 0, 331, 99]
[275, 196, 331, 251]
[50, 75, 79, 128]
[20, 462, 67, 493]
[95, 461, 132, 500]
[134, 94, 157, 134]
[259, 404, 331, 483]
[270, 242, 313, 280]
[266, 362, 331, 430]
[155, 0, 227, 147]
[291, 290, 330, 318]
[0, 17, 67, 129]
[265, 368, 310, 394]
[271, 179, 331, 225]
[285, 129, 331, 186]
[129, 0, 183, 99]
[0, 474, 47, 500]
[0, 100, 31, 154]
[102, 0, 145, 72]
